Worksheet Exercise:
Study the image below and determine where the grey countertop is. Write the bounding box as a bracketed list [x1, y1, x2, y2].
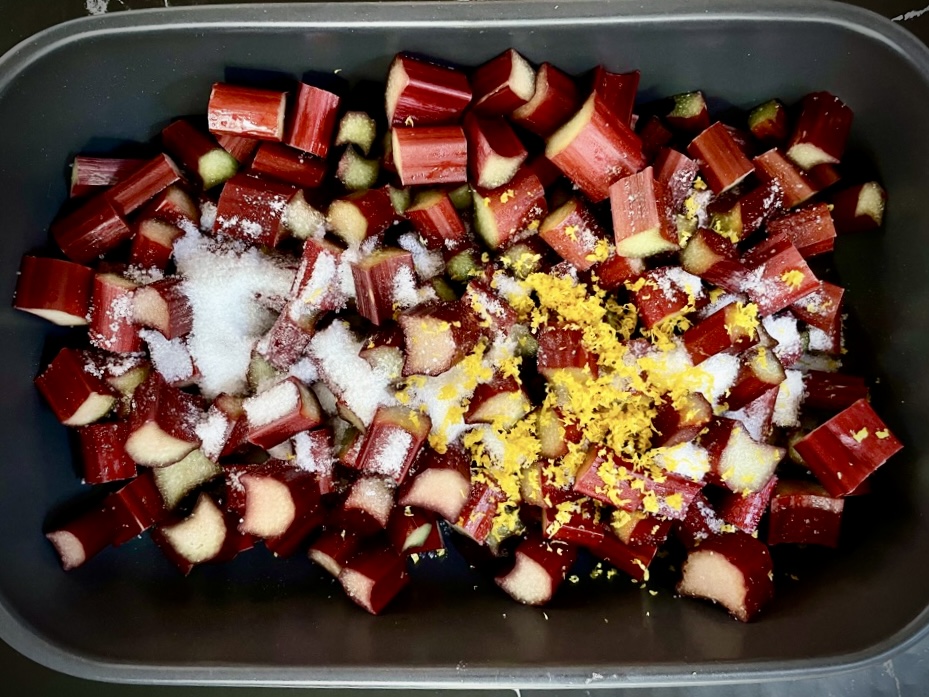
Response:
[3, 0, 929, 694]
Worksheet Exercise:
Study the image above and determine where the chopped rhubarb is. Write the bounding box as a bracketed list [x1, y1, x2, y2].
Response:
[701, 417, 784, 493]
[151, 449, 220, 510]
[511, 62, 580, 137]
[405, 190, 466, 250]
[356, 405, 431, 483]
[793, 398, 903, 496]
[51, 195, 132, 264]
[77, 422, 137, 484]
[765, 203, 837, 258]
[741, 238, 819, 316]
[753, 149, 816, 208]
[398, 444, 472, 522]
[338, 475, 396, 535]
[465, 373, 530, 429]
[14, 256, 94, 326]
[161, 119, 238, 189]
[249, 142, 327, 189]
[786, 92, 853, 170]
[70, 156, 145, 198]
[637, 115, 674, 161]
[399, 301, 481, 377]
[790, 280, 844, 333]
[335, 111, 378, 155]
[391, 126, 468, 186]
[537, 323, 598, 382]
[152, 493, 228, 574]
[592, 67, 639, 126]
[385, 54, 471, 127]
[243, 377, 322, 450]
[208, 83, 287, 141]
[336, 147, 380, 191]
[767, 479, 844, 547]
[132, 277, 193, 340]
[830, 181, 886, 234]
[388, 507, 443, 555]
[495, 533, 577, 606]
[234, 463, 323, 552]
[677, 531, 774, 622]
[708, 180, 785, 243]
[88, 273, 141, 354]
[309, 528, 362, 577]
[328, 187, 397, 248]
[683, 301, 760, 364]
[803, 370, 869, 411]
[666, 91, 709, 134]
[107, 471, 169, 545]
[351, 248, 417, 326]
[592, 252, 645, 291]
[681, 228, 749, 293]
[747, 99, 788, 144]
[651, 392, 713, 447]
[339, 542, 410, 614]
[628, 266, 703, 329]
[717, 474, 777, 534]
[725, 346, 786, 411]
[129, 219, 183, 271]
[124, 372, 201, 467]
[538, 198, 608, 272]
[46, 505, 115, 570]
[106, 153, 182, 218]
[546, 92, 646, 202]
[214, 173, 319, 245]
[465, 114, 527, 189]
[654, 148, 699, 212]
[471, 49, 536, 115]
[215, 133, 260, 163]
[472, 167, 547, 250]
[687, 122, 754, 194]
[610, 167, 679, 258]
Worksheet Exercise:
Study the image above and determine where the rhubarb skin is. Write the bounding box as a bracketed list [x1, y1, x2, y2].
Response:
[161, 119, 239, 190]
[309, 528, 363, 577]
[687, 122, 754, 194]
[767, 479, 844, 547]
[216, 133, 260, 163]
[213, 173, 302, 247]
[51, 195, 132, 264]
[328, 187, 397, 249]
[132, 277, 194, 340]
[740, 238, 819, 316]
[387, 507, 443, 555]
[208, 83, 288, 142]
[701, 416, 784, 494]
[352, 248, 417, 326]
[629, 266, 703, 329]
[546, 92, 646, 203]
[592, 529, 662, 582]
[786, 92, 853, 170]
[244, 377, 323, 450]
[495, 533, 577, 606]
[753, 148, 816, 209]
[391, 126, 468, 186]
[405, 190, 466, 250]
[465, 113, 528, 189]
[666, 91, 710, 134]
[46, 504, 116, 571]
[765, 203, 837, 258]
[339, 543, 410, 615]
[748, 99, 789, 145]
[385, 53, 472, 127]
[794, 398, 903, 496]
[70, 156, 146, 198]
[717, 475, 777, 534]
[125, 372, 202, 467]
[610, 167, 679, 259]
[472, 167, 547, 250]
[285, 83, 341, 157]
[593, 251, 645, 291]
[830, 181, 886, 234]
[790, 280, 844, 333]
[651, 393, 713, 448]
[249, 142, 327, 189]
[677, 531, 774, 622]
[654, 148, 699, 212]
[536, 323, 598, 382]
[397, 444, 472, 522]
[592, 67, 639, 126]
[511, 63, 580, 137]
[726, 346, 786, 412]
[106, 153, 182, 218]
[77, 422, 137, 484]
[14, 256, 94, 327]
[637, 115, 674, 161]
[683, 301, 760, 365]
[107, 471, 169, 546]
[454, 479, 509, 545]
[709, 181, 785, 243]
[88, 273, 141, 354]
[802, 370, 869, 411]
[355, 405, 430, 483]
[470, 48, 536, 115]
[538, 198, 607, 272]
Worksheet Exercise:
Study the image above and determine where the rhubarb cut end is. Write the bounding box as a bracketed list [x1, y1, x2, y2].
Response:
[63, 393, 117, 427]
[239, 475, 297, 538]
[545, 96, 594, 159]
[160, 495, 226, 564]
[327, 200, 367, 248]
[615, 228, 679, 259]
[20, 307, 89, 327]
[786, 143, 837, 171]
[496, 552, 555, 606]
[284, 191, 326, 241]
[856, 182, 886, 225]
[677, 547, 755, 622]
[198, 149, 239, 190]
[46, 531, 87, 571]
[477, 153, 524, 190]
[125, 421, 198, 467]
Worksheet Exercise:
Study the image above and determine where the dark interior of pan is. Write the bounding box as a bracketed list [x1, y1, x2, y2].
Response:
[0, 0, 928, 687]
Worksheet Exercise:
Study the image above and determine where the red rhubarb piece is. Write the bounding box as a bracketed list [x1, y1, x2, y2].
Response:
[215, 133, 260, 163]
[683, 301, 759, 364]
[339, 542, 410, 615]
[107, 471, 169, 545]
[666, 91, 709, 134]
[140, 185, 198, 228]
[213, 173, 316, 246]
[454, 479, 510, 545]
[352, 248, 417, 326]
[472, 167, 547, 250]
[285, 82, 340, 157]
[255, 306, 317, 371]
[495, 533, 577, 606]
[679, 228, 748, 293]
[767, 479, 844, 547]
[243, 377, 322, 450]
[610, 167, 679, 258]
[537, 323, 598, 382]
[125, 372, 201, 467]
[208, 82, 288, 141]
[465, 114, 527, 189]
[385, 54, 472, 127]
[398, 444, 472, 522]
[747, 99, 788, 145]
[786, 92, 853, 170]
[471, 48, 536, 115]
[651, 392, 713, 447]
[356, 406, 431, 483]
[129, 219, 183, 271]
[388, 507, 443, 555]
[391, 126, 468, 186]
[77, 421, 137, 484]
[309, 528, 363, 578]
[541, 497, 604, 548]
[675, 492, 726, 549]
[88, 273, 141, 354]
[793, 398, 903, 496]
[592, 528, 662, 582]
[709, 180, 785, 243]
[802, 370, 869, 412]
[790, 280, 843, 334]
[511, 62, 580, 137]
[234, 462, 323, 549]
[725, 346, 786, 411]
[151, 449, 221, 510]
[654, 148, 699, 212]
[677, 531, 774, 622]
[249, 142, 327, 189]
[106, 153, 182, 218]
[717, 474, 777, 534]
[195, 394, 246, 460]
[725, 384, 779, 441]
[741, 238, 819, 316]
[51, 195, 132, 264]
[637, 115, 674, 160]
[592, 66, 639, 126]
[405, 190, 466, 250]
[538, 197, 607, 272]
[398, 301, 481, 377]
[629, 266, 703, 329]
[291, 236, 346, 313]
[766, 203, 837, 258]
[132, 277, 193, 340]
[464, 373, 531, 429]
[13, 256, 94, 326]
[46, 504, 115, 570]
[152, 493, 228, 575]
[592, 252, 645, 291]
[546, 92, 646, 202]
[463, 278, 520, 340]
[753, 148, 816, 208]
[702, 415, 784, 493]
[830, 181, 886, 234]
[687, 122, 754, 194]
[70, 156, 145, 198]
[338, 475, 396, 535]
[328, 186, 397, 248]
[161, 119, 239, 189]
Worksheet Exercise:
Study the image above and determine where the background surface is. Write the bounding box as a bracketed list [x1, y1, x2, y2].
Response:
[2, 0, 928, 694]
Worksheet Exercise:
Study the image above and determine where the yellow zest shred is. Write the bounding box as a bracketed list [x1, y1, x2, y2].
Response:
[780, 269, 805, 289]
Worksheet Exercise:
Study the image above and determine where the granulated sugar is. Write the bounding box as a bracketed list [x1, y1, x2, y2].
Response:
[139, 329, 194, 384]
[243, 378, 299, 427]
